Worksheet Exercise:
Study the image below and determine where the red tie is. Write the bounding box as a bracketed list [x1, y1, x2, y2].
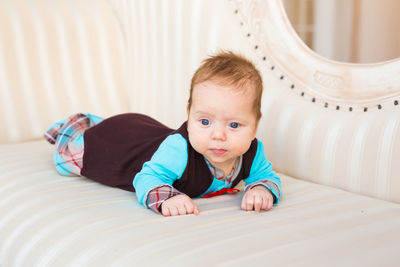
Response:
[201, 188, 240, 198]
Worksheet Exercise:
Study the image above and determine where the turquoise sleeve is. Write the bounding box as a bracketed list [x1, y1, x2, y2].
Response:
[133, 133, 188, 206]
[244, 140, 282, 203]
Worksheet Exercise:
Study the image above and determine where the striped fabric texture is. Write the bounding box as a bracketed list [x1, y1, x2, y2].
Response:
[0, 0, 399, 204]
[229, 0, 400, 204]
[0, 141, 399, 266]
[0, 0, 129, 144]
[109, 0, 400, 202]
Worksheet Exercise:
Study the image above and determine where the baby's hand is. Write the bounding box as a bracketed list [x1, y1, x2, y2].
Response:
[161, 194, 199, 216]
[241, 185, 274, 212]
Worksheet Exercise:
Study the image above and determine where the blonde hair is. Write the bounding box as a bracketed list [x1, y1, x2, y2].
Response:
[188, 51, 263, 121]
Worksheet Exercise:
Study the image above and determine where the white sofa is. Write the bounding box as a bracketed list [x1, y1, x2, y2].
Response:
[1, 0, 399, 266]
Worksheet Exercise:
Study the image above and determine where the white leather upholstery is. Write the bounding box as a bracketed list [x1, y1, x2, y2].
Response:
[230, 0, 400, 203]
[0, 0, 129, 143]
[1, 141, 399, 266]
[109, 0, 257, 129]
[0, 0, 399, 265]
[1, 0, 398, 202]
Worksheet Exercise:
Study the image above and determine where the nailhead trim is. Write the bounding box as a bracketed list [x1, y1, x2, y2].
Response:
[234, 8, 399, 112]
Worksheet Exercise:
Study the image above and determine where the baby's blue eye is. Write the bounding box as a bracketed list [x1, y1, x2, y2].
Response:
[201, 119, 210, 126]
[230, 122, 239, 129]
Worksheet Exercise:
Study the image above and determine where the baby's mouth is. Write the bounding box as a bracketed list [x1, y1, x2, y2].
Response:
[210, 149, 227, 156]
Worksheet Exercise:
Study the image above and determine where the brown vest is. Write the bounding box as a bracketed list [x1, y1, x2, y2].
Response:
[81, 113, 258, 197]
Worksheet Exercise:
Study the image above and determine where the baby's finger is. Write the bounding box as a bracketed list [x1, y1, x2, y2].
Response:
[184, 201, 194, 214]
[267, 197, 273, 210]
[261, 196, 269, 211]
[162, 206, 171, 216]
[193, 204, 199, 215]
[169, 206, 179, 216]
[241, 194, 252, 211]
[241, 196, 247, 210]
[246, 195, 255, 211]
[254, 195, 263, 212]
[178, 204, 187, 215]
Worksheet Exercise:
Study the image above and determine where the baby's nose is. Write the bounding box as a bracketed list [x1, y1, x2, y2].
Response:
[211, 124, 227, 141]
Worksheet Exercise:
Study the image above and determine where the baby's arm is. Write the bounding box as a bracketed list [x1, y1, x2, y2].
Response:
[242, 140, 282, 212]
[134, 134, 200, 216]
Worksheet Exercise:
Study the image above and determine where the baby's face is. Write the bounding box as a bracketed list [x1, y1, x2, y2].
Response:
[187, 80, 258, 170]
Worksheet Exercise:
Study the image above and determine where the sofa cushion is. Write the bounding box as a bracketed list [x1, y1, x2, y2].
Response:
[1, 141, 399, 266]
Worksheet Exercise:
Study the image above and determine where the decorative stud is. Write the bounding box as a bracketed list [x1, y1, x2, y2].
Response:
[262, 56, 266, 61]
[349, 107, 353, 112]
[378, 104, 382, 109]
[312, 98, 315, 102]
[280, 75, 284, 80]
[325, 103, 328, 108]
[364, 107, 368, 112]
[301, 92, 304, 96]
[235, 9, 238, 14]
[247, 33, 251, 37]
[336, 105, 340, 110]
[395, 100, 398, 105]
[254, 45, 258, 49]
[290, 84, 295, 89]
[270, 66, 275, 70]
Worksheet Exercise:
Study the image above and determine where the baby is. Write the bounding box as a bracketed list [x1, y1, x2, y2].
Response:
[45, 51, 281, 216]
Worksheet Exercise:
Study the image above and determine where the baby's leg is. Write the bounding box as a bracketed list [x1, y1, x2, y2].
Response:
[45, 113, 103, 176]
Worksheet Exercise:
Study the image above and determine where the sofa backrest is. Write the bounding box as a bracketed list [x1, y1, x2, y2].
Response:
[110, 0, 400, 204]
[108, 0, 257, 129]
[231, 0, 400, 203]
[0, 0, 129, 144]
[0, 0, 399, 204]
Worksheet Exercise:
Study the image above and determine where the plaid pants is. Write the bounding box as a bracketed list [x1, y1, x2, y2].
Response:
[44, 113, 182, 214]
[44, 113, 103, 176]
